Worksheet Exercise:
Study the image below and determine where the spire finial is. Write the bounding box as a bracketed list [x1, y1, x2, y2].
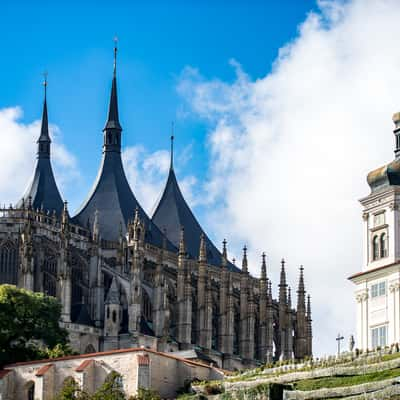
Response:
[261, 252, 267, 280]
[113, 36, 118, 77]
[242, 245, 248, 273]
[199, 232, 206, 263]
[222, 239, 228, 267]
[43, 71, 48, 99]
[179, 226, 186, 256]
[170, 122, 174, 170]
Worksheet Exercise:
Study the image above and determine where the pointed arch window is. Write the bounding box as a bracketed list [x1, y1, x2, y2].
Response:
[380, 233, 387, 258]
[372, 235, 379, 261]
[0, 241, 18, 284]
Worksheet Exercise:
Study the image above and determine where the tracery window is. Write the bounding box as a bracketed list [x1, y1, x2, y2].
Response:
[233, 305, 240, 355]
[42, 251, 57, 297]
[211, 302, 219, 350]
[0, 241, 18, 284]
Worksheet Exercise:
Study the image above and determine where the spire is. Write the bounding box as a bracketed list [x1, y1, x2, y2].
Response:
[93, 209, 100, 242]
[242, 245, 248, 273]
[37, 72, 51, 159]
[279, 258, 287, 305]
[221, 239, 228, 268]
[297, 265, 306, 311]
[103, 38, 122, 150]
[179, 226, 186, 256]
[61, 201, 69, 232]
[199, 233, 207, 263]
[261, 252, 267, 281]
[307, 294, 312, 319]
[288, 287, 292, 308]
[170, 122, 174, 171]
[105, 276, 120, 304]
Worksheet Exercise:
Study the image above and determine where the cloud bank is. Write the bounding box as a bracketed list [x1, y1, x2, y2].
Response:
[0, 106, 79, 207]
[178, 0, 400, 355]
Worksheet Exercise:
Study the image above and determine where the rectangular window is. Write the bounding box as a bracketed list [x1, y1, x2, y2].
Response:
[371, 325, 387, 348]
[374, 212, 385, 227]
[371, 282, 386, 298]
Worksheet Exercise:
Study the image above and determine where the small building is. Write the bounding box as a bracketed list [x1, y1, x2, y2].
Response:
[350, 112, 400, 350]
[0, 347, 224, 400]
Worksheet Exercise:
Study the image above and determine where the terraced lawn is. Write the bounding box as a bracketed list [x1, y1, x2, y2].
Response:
[293, 367, 400, 391]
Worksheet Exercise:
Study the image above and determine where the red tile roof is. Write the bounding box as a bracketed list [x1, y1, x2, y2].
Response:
[137, 354, 150, 366]
[75, 359, 94, 372]
[4, 347, 227, 374]
[0, 370, 10, 379]
[35, 364, 53, 377]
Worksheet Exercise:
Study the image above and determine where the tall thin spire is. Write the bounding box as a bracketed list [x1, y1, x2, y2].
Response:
[222, 239, 228, 268]
[307, 294, 312, 319]
[103, 37, 122, 148]
[297, 265, 306, 312]
[170, 122, 175, 170]
[179, 226, 186, 256]
[242, 245, 248, 273]
[37, 72, 51, 159]
[279, 258, 287, 305]
[261, 252, 267, 281]
[199, 233, 206, 263]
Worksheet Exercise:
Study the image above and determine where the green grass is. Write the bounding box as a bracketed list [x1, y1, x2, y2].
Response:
[293, 367, 400, 391]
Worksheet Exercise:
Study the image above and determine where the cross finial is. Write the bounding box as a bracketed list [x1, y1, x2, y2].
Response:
[170, 122, 175, 170]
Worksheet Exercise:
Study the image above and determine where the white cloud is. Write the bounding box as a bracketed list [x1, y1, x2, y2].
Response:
[178, 0, 400, 356]
[0, 106, 79, 207]
[122, 145, 198, 216]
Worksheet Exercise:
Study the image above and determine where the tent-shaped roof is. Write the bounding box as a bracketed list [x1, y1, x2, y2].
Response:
[152, 166, 238, 270]
[17, 83, 64, 215]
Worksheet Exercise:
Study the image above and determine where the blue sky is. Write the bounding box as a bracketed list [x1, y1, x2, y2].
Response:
[1, 1, 315, 211]
[4, 0, 399, 355]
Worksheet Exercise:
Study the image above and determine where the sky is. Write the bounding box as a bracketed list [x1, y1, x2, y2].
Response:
[1, 0, 399, 356]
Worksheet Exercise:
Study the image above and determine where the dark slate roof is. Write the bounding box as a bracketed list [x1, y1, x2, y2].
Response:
[16, 89, 64, 215]
[17, 159, 64, 215]
[152, 167, 239, 271]
[73, 151, 173, 246]
[73, 58, 175, 249]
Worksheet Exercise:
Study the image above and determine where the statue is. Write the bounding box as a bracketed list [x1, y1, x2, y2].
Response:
[349, 334, 355, 352]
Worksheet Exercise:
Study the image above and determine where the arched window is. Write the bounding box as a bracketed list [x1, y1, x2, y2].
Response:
[373, 235, 379, 261]
[212, 303, 219, 350]
[0, 242, 18, 284]
[112, 310, 117, 323]
[142, 290, 152, 323]
[380, 233, 387, 258]
[26, 381, 34, 400]
[233, 305, 240, 355]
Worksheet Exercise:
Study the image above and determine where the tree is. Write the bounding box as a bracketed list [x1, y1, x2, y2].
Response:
[54, 377, 90, 400]
[92, 371, 126, 400]
[0, 284, 70, 366]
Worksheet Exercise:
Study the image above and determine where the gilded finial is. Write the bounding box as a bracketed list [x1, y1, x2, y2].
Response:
[43, 71, 48, 98]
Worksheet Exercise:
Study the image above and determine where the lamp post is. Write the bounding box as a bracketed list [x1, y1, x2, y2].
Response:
[336, 333, 344, 357]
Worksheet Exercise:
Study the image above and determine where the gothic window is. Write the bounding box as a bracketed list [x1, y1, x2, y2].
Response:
[43, 272, 56, 297]
[142, 290, 152, 323]
[233, 305, 240, 355]
[372, 235, 379, 261]
[112, 310, 117, 323]
[107, 307, 110, 319]
[211, 302, 219, 350]
[380, 233, 387, 258]
[0, 241, 18, 284]
[42, 250, 57, 297]
[71, 255, 88, 305]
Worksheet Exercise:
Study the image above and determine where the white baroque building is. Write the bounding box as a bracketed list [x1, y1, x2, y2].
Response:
[350, 112, 400, 350]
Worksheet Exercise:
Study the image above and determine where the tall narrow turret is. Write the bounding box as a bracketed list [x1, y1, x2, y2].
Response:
[17, 76, 64, 215]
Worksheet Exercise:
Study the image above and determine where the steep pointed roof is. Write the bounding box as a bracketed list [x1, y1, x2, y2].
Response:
[105, 277, 120, 304]
[17, 79, 64, 215]
[152, 165, 238, 270]
[73, 47, 171, 247]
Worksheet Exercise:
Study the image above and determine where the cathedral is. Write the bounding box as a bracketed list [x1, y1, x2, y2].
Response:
[0, 48, 312, 370]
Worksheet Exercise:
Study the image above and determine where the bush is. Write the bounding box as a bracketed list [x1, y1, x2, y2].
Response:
[203, 382, 225, 395]
[129, 388, 161, 400]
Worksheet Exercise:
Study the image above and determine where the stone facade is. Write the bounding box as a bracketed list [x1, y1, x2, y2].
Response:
[350, 112, 400, 350]
[0, 348, 224, 399]
[0, 48, 313, 370]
